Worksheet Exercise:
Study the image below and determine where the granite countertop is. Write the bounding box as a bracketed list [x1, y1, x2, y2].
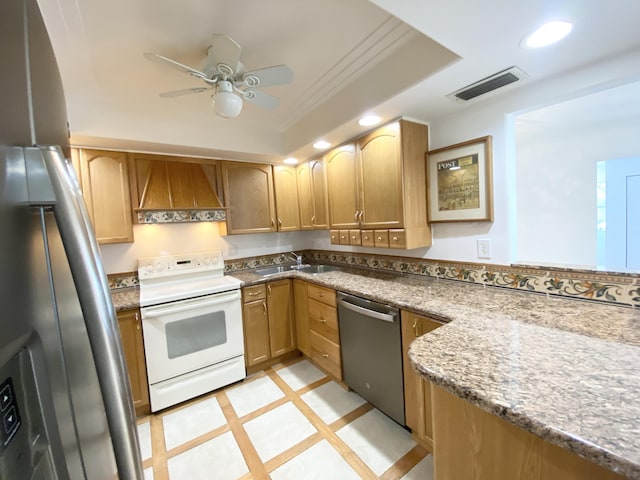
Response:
[111, 266, 640, 478]
[111, 286, 140, 312]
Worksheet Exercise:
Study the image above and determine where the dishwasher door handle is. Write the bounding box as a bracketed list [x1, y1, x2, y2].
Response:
[338, 299, 396, 323]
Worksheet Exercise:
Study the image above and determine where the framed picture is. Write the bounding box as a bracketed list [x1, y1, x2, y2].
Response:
[426, 135, 493, 223]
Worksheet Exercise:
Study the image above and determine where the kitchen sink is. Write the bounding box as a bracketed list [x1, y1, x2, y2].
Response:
[254, 264, 340, 277]
[297, 264, 339, 274]
[254, 265, 290, 277]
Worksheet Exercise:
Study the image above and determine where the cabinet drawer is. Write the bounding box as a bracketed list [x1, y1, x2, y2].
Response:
[243, 284, 266, 302]
[330, 230, 340, 245]
[389, 229, 406, 249]
[339, 230, 350, 245]
[361, 230, 375, 247]
[374, 230, 389, 248]
[308, 299, 339, 343]
[310, 330, 342, 380]
[307, 284, 336, 307]
[349, 229, 362, 246]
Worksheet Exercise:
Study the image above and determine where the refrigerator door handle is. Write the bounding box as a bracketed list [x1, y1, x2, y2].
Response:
[34, 146, 143, 480]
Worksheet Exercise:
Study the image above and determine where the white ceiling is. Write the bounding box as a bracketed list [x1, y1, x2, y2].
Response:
[37, 0, 640, 164]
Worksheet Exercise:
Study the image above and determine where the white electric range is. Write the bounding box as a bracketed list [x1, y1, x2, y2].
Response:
[138, 250, 244, 412]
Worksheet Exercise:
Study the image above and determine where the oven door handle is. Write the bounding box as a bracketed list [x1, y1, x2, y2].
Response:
[142, 290, 240, 318]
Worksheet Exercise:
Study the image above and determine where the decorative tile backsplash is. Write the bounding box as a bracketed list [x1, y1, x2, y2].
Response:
[226, 250, 639, 308]
[110, 249, 639, 308]
[136, 209, 226, 224]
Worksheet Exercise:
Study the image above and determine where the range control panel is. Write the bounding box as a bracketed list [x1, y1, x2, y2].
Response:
[138, 250, 224, 281]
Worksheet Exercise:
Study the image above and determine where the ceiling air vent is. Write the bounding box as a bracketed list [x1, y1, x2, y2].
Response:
[447, 67, 527, 103]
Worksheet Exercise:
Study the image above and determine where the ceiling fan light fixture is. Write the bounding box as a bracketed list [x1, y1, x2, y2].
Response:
[213, 80, 243, 118]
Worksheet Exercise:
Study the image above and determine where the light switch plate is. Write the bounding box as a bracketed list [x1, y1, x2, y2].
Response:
[477, 239, 491, 259]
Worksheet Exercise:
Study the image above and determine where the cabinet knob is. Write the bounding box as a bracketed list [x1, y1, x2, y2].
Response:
[392, 236, 398, 241]
[340, 235, 345, 240]
[377, 236, 382, 241]
[351, 235, 356, 240]
[364, 235, 369, 240]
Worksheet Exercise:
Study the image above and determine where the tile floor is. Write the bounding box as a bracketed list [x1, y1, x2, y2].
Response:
[136, 357, 434, 480]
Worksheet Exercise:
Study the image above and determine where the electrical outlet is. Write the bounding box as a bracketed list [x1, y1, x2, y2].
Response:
[477, 239, 491, 259]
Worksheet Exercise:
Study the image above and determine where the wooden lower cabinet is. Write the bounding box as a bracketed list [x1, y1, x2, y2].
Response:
[307, 284, 341, 380]
[116, 309, 150, 417]
[432, 385, 625, 480]
[293, 280, 311, 356]
[242, 280, 296, 370]
[401, 310, 444, 450]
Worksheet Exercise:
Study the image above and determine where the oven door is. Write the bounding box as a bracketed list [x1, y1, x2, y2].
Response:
[140, 289, 243, 385]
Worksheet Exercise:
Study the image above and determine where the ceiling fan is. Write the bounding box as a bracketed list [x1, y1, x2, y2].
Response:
[144, 34, 293, 118]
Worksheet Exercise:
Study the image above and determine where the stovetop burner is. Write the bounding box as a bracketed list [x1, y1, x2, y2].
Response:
[138, 251, 241, 307]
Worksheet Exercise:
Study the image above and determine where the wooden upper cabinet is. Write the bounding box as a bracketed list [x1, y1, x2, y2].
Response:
[273, 165, 300, 231]
[296, 162, 314, 230]
[326, 144, 360, 229]
[309, 159, 329, 229]
[297, 158, 329, 230]
[358, 123, 403, 229]
[129, 153, 223, 210]
[221, 161, 277, 234]
[73, 148, 133, 244]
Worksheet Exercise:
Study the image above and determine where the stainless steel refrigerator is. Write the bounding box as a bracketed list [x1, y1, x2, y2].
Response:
[0, 0, 143, 478]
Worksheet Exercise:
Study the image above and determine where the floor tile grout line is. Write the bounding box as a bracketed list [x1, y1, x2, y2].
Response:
[266, 368, 380, 480]
[218, 390, 270, 480]
[236, 395, 289, 424]
[149, 413, 169, 480]
[328, 402, 374, 431]
[263, 431, 325, 473]
[379, 444, 428, 480]
[292, 374, 333, 396]
[164, 423, 231, 459]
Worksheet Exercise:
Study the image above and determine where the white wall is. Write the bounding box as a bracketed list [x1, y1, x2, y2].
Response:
[99, 223, 325, 274]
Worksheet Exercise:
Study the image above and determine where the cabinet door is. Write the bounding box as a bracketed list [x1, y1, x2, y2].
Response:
[326, 145, 360, 229]
[266, 280, 296, 357]
[117, 309, 149, 416]
[401, 310, 443, 448]
[273, 165, 301, 231]
[293, 279, 310, 356]
[222, 162, 277, 234]
[309, 158, 329, 229]
[296, 162, 314, 230]
[358, 123, 403, 229]
[76, 149, 133, 244]
[242, 299, 271, 366]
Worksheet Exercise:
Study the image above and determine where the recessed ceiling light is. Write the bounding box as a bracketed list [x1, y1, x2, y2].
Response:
[313, 140, 331, 149]
[358, 115, 381, 126]
[523, 21, 573, 48]
[283, 157, 298, 165]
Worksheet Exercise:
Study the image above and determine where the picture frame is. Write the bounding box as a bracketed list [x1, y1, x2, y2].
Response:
[426, 135, 493, 223]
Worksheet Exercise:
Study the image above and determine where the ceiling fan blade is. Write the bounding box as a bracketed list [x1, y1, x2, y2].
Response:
[144, 52, 207, 79]
[159, 87, 212, 98]
[242, 89, 279, 110]
[208, 34, 241, 74]
[242, 65, 294, 88]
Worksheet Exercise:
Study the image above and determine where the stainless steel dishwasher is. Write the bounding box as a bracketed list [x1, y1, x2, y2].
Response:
[337, 292, 405, 425]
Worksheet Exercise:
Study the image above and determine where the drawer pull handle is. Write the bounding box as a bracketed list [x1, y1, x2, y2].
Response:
[321, 352, 329, 358]
[248, 292, 259, 296]
[319, 317, 326, 323]
[319, 293, 325, 297]
[413, 319, 419, 337]
[392, 236, 398, 241]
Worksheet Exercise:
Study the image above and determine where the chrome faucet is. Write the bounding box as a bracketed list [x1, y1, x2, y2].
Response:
[288, 251, 303, 267]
